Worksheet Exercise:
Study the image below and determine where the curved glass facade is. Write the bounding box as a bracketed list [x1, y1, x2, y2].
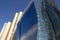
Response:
[45, 1, 60, 40]
[16, 2, 38, 40]
[16, 0, 60, 40]
[34, 0, 48, 40]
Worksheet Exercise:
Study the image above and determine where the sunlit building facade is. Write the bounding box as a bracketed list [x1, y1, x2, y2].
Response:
[0, 12, 23, 40]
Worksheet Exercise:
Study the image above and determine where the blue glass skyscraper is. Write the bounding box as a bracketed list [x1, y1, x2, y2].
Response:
[16, 0, 60, 40]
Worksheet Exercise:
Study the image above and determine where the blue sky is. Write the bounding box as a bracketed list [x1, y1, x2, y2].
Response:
[0, 0, 30, 31]
[55, 0, 60, 11]
[0, 0, 60, 31]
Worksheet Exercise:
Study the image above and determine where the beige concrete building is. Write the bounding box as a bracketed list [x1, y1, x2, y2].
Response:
[0, 22, 11, 40]
[0, 11, 23, 40]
